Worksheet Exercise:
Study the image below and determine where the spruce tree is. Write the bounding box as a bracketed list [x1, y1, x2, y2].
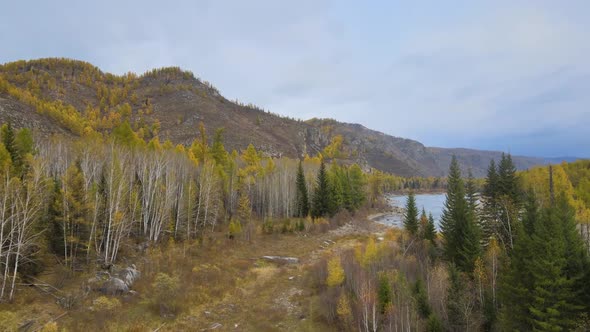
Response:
[294, 160, 309, 217]
[424, 213, 437, 243]
[501, 191, 589, 330]
[327, 163, 344, 215]
[481, 159, 499, 246]
[1, 123, 21, 173]
[311, 161, 331, 218]
[441, 156, 481, 273]
[528, 202, 577, 331]
[348, 164, 366, 210]
[497, 153, 519, 202]
[403, 191, 419, 236]
[440, 156, 465, 263]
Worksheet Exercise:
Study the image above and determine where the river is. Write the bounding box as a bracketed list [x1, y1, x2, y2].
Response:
[374, 193, 447, 229]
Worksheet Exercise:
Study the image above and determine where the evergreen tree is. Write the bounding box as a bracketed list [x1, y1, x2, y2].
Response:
[1, 123, 16, 161]
[441, 156, 480, 273]
[377, 273, 393, 314]
[294, 160, 309, 217]
[501, 191, 589, 330]
[497, 153, 519, 201]
[311, 161, 331, 218]
[210, 128, 229, 167]
[45, 178, 65, 256]
[447, 265, 466, 331]
[527, 200, 578, 330]
[419, 208, 428, 238]
[499, 197, 536, 330]
[414, 278, 432, 318]
[480, 159, 499, 246]
[327, 163, 344, 215]
[403, 191, 419, 236]
[347, 164, 366, 210]
[423, 212, 437, 243]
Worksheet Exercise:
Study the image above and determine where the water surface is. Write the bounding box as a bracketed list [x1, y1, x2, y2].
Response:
[375, 193, 446, 229]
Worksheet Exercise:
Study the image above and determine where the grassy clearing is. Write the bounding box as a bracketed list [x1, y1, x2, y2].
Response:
[0, 217, 385, 331]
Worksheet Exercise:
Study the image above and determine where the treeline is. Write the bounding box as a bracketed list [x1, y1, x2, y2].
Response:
[315, 153, 590, 331]
[0, 120, 388, 302]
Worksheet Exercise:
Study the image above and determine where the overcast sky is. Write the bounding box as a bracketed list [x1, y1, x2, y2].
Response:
[1, 1, 588, 157]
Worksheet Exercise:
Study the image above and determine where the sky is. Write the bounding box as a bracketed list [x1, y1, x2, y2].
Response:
[1, 1, 589, 158]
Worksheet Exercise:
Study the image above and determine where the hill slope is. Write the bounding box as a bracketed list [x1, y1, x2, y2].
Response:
[0, 58, 545, 177]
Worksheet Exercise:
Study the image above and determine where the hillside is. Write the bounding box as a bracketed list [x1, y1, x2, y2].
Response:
[0, 58, 545, 177]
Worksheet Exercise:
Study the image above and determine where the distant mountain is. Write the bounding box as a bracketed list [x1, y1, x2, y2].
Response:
[0, 58, 548, 177]
[543, 156, 584, 164]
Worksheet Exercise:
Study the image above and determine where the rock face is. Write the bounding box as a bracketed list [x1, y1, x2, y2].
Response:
[100, 278, 129, 295]
[118, 264, 141, 287]
[87, 264, 141, 295]
[0, 58, 548, 177]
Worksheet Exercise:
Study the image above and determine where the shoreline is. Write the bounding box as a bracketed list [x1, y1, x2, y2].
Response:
[387, 189, 446, 195]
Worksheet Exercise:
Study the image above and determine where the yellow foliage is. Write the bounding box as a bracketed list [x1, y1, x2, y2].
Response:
[92, 296, 122, 311]
[362, 237, 378, 268]
[323, 135, 345, 159]
[337, 292, 353, 323]
[326, 256, 345, 287]
[0, 310, 19, 332]
[40, 321, 59, 332]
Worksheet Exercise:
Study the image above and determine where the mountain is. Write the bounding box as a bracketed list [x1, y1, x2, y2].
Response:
[0, 58, 546, 177]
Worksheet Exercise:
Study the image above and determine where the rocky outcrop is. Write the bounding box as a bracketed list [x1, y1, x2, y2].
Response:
[87, 264, 141, 295]
[262, 256, 299, 264]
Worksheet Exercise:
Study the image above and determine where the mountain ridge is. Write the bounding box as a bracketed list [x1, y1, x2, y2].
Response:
[0, 58, 547, 177]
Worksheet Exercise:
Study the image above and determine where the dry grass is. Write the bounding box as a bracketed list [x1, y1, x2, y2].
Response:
[0, 218, 383, 331]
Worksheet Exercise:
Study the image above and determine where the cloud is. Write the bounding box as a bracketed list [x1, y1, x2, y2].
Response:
[0, 1, 588, 157]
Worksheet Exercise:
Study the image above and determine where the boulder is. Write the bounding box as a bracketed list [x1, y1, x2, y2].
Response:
[117, 265, 141, 287]
[262, 256, 299, 264]
[100, 277, 129, 295]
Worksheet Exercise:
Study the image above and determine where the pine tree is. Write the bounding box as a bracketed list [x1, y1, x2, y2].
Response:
[294, 160, 309, 217]
[311, 161, 331, 218]
[403, 191, 419, 236]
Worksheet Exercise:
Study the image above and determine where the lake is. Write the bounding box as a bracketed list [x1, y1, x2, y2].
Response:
[374, 193, 447, 229]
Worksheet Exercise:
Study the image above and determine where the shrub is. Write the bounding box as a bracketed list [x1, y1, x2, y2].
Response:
[151, 272, 181, 316]
[40, 321, 59, 332]
[0, 311, 19, 332]
[262, 219, 274, 234]
[92, 296, 122, 311]
[326, 257, 345, 287]
[228, 219, 242, 239]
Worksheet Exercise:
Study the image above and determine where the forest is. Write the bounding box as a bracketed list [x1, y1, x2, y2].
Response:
[0, 114, 451, 330]
[1, 59, 588, 331]
[313, 155, 590, 331]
